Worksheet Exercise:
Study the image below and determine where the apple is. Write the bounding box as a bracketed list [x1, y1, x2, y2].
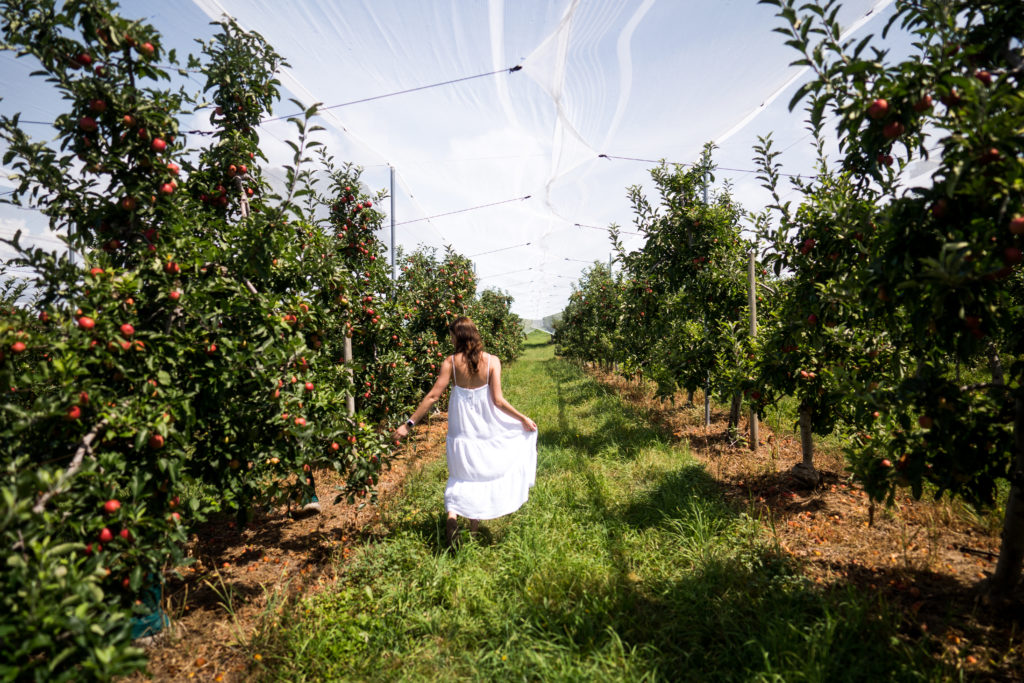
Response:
[169, 290, 181, 301]
[1005, 247, 1022, 265]
[975, 70, 992, 85]
[867, 98, 889, 120]
[931, 199, 949, 220]
[77, 316, 95, 330]
[304, 382, 314, 391]
[882, 120, 904, 139]
[119, 528, 131, 541]
[330, 442, 340, 451]
[120, 196, 136, 211]
[10, 341, 26, 353]
[78, 116, 98, 133]
[151, 138, 166, 152]
[166, 162, 180, 175]
[159, 182, 174, 195]
[148, 434, 165, 449]
[877, 153, 893, 167]
[119, 323, 134, 337]
[74, 52, 92, 67]
[365, 200, 373, 208]
[238, 164, 247, 174]
[207, 343, 217, 355]
[980, 147, 1000, 164]
[807, 314, 818, 325]
[918, 415, 934, 429]
[98, 527, 114, 543]
[227, 164, 237, 177]
[88, 99, 106, 113]
[78, 391, 89, 405]
[137, 42, 155, 57]
[881, 459, 892, 468]
[1009, 216, 1024, 235]
[294, 417, 307, 426]
[164, 261, 180, 274]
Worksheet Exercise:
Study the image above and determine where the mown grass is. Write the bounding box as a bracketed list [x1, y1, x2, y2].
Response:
[251, 332, 950, 681]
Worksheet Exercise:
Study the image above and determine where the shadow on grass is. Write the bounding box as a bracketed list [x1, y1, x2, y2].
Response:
[540, 357, 671, 460]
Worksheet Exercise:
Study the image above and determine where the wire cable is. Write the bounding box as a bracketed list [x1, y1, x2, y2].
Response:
[598, 153, 808, 179]
[393, 195, 530, 227]
[469, 241, 531, 257]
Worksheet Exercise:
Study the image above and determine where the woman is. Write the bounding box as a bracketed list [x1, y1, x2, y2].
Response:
[392, 316, 537, 547]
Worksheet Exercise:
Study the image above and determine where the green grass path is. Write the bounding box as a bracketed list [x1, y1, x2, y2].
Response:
[254, 333, 945, 681]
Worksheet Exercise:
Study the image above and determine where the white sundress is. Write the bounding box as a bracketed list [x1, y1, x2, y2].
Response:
[444, 353, 537, 520]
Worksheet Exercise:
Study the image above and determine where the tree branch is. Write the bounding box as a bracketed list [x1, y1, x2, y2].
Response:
[32, 418, 109, 514]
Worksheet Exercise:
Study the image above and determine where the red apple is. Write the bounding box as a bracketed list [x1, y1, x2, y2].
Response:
[882, 120, 904, 139]
[1009, 216, 1024, 235]
[77, 315, 95, 330]
[98, 527, 114, 543]
[66, 405, 81, 420]
[913, 94, 933, 112]
[119, 323, 134, 337]
[918, 415, 934, 429]
[164, 262, 180, 274]
[169, 290, 181, 301]
[119, 528, 131, 541]
[151, 137, 166, 152]
[207, 343, 217, 355]
[120, 196, 136, 211]
[881, 459, 892, 468]
[330, 442, 340, 451]
[975, 70, 992, 85]
[877, 154, 893, 167]
[304, 382, 314, 391]
[238, 164, 247, 174]
[807, 314, 818, 325]
[1005, 247, 1022, 265]
[88, 99, 106, 113]
[294, 417, 307, 426]
[10, 341, 26, 353]
[867, 98, 889, 120]
[159, 182, 174, 195]
[169, 512, 181, 523]
[148, 434, 165, 450]
[78, 116, 98, 132]
[137, 42, 155, 58]
[79, 391, 89, 405]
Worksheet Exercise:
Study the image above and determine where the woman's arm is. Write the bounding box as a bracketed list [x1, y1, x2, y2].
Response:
[488, 356, 537, 431]
[391, 356, 453, 442]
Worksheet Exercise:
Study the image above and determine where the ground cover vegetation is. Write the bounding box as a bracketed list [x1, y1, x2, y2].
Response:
[555, 0, 1024, 602]
[251, 334, 952, 681]
[0, 1, 522, 679]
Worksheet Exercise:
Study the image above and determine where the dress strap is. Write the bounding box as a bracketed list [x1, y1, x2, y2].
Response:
[451, 355, 456, 385]
[486, 353, 491, 384]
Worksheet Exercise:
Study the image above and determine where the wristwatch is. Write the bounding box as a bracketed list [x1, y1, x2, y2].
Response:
[405, 419, 415, 429]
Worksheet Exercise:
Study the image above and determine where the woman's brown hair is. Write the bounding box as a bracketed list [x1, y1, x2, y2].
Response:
[449, 316, 484, 374]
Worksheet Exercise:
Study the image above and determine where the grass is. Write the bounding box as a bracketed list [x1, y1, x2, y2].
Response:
[250, 332, 950, 681]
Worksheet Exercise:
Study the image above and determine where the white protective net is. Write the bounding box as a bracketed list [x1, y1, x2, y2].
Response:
[1, 0, 911, 320]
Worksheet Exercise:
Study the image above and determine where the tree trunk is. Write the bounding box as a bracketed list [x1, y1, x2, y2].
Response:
[791, 403, 820, 487]
[728, 391, 741, 431]
[988, 342, 1005, 386]
[991, 396, 1024, 595]
[686, 389, 694, 406]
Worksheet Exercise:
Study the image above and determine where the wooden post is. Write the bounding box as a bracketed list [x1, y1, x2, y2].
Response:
[344, 335, 355, 416]
[748, 251, 759, 450]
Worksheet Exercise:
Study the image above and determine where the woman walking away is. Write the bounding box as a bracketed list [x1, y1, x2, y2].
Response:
[392, 316, 537, 548]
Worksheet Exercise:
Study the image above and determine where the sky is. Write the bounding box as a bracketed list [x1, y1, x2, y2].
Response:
[1, 0, 919, 319]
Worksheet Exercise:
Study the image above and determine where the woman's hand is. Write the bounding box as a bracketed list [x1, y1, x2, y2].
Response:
[521, 417, 537, 432]
[391, 423, 410, 444]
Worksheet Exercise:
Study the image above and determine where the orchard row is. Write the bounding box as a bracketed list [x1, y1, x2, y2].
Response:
[0, 2, 522, 680]
[555, 0, 1023, 603]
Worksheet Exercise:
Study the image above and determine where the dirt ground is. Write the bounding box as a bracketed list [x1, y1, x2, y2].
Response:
[131, 366, 1021, 681]
[126, 415, 448, 682]
[591, 367, 1022, 681]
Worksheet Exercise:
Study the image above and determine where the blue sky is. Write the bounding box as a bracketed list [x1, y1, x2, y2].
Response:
[1, 0, 915, 318]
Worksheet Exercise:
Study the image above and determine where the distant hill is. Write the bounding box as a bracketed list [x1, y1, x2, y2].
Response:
[524, 311, 562, 335]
